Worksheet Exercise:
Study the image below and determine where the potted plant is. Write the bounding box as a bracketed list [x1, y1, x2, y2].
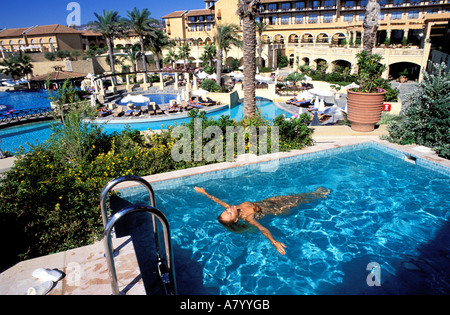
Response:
[346, 0, 387, 132]
[347, 51, 387, 132]
[399, 69, 408, 83]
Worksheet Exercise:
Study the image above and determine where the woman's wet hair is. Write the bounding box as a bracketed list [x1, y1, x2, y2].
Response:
[217, 213, 251, 233]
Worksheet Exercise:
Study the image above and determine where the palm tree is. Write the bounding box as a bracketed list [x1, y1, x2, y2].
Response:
[178, 43, 191, 71]
[237, 0, 260, 118]
[201, 43, 217, 68]
[212, 23, 241, 87]
[363, 0, 380, 55]
[145, 28, 170, 71]
[256, 21, 269, 69]
[126, 8, 158, 79]
[89, 10, 126, 83]
[0, 55, 33, 80]
[164, 48, 177, 69]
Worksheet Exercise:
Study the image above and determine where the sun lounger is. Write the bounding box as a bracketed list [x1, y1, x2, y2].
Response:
[292, 99, 312, 107]
[124, 109, 134, 116]
[113, 107, 124, 117]
[180, 101, 193, 111]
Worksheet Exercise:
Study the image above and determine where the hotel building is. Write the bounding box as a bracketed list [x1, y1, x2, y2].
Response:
[161, 0, 450, 81]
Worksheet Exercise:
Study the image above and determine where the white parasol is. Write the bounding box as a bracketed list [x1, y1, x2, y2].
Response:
[192, 88, 210, 96]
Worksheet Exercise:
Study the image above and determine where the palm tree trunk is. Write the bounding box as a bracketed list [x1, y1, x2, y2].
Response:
[242, 15, 257, 118]
[154, 53, 161, 71]
[139, 36, 148, 83]
[258, 36, 263, 69]
[216, 48, 223, 87]
[106, 37, 117, 85]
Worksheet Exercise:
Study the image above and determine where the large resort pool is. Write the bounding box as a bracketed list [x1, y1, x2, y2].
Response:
[0, 90, 292, 154]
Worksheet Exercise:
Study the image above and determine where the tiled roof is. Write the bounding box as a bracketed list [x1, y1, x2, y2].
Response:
[186, 9, 215, 17]
[161, 10, 188, 19]
[0, 28, 29, 38]
[0, 24, 82, 38]
[31, 71, 88, 82]
[26, 24, 82, 35]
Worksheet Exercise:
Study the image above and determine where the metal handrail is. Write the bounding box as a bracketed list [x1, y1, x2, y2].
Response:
[100, 175, 157, 228]
[103, 205, 177, 295]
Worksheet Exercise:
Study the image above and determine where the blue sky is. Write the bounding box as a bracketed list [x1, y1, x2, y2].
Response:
[0, 0, 206, 29]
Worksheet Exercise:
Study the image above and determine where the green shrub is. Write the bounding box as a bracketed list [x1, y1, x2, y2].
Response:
[201, 78, 219, 92]
[383, 63, 450, 159]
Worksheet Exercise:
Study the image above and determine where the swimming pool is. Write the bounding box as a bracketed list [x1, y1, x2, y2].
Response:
[117, 142, 450, 295]
[0, 90, 51, 113]
[0, 98, 291, 154]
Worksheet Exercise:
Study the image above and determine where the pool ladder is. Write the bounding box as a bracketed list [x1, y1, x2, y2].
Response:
[100, 175, 177, 295]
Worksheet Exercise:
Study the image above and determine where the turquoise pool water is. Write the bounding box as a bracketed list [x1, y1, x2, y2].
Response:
[118, 143, 450, 295]
[0, 98, 291, 153]
[0, 89, 51, 113]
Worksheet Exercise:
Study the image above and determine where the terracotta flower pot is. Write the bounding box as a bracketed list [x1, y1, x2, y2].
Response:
[347, 90, 386, 132]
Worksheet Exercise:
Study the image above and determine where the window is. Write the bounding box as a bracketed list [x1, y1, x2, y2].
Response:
[256, 17, 261, 23]
[189, 17, 196, 22]
[324, 0, 334, 7]
[344, 14, 353, 22]
[426, 9, 439, 14]
[379, 12, 385, 20]
[360, 0, 368, 7]
[281, 16, 290, 25]
[206, 24, 212, 31]
[281, 3, 290, 10]
[295, 2, 305, 9]
[344, 1, 354, 8]
[268, 4, 277, 11]
[269, 16, 277, 25]
[324, 13, 333, 23]
[378, 0, 386, 6]
[410, 0, 420, 4]
[309, 14, 318, 23]
[408, 10, 419, 19]
[312, 1, 320, 9]
[190, 25, 195, 32]
[393, 0, 403, 5]
[359, 13, 365, 21]
[391, 11, 402, 19]
[294, 15, 304, 24]
[198, 16, 204, 22]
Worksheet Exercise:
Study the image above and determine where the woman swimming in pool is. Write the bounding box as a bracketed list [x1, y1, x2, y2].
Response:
[194, 186, 331, 255]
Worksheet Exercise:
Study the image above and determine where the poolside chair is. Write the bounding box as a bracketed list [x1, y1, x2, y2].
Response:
[113, 106, 124, 117]
[155, 104, 164, 115]
[292, 99, 312, 107]
[180, 101, 193, 111]
[132, 107, 142, 116]
[124, 108, 134, 116]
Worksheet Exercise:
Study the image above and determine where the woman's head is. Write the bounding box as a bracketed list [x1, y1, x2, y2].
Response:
[217, 206, 239, 227]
